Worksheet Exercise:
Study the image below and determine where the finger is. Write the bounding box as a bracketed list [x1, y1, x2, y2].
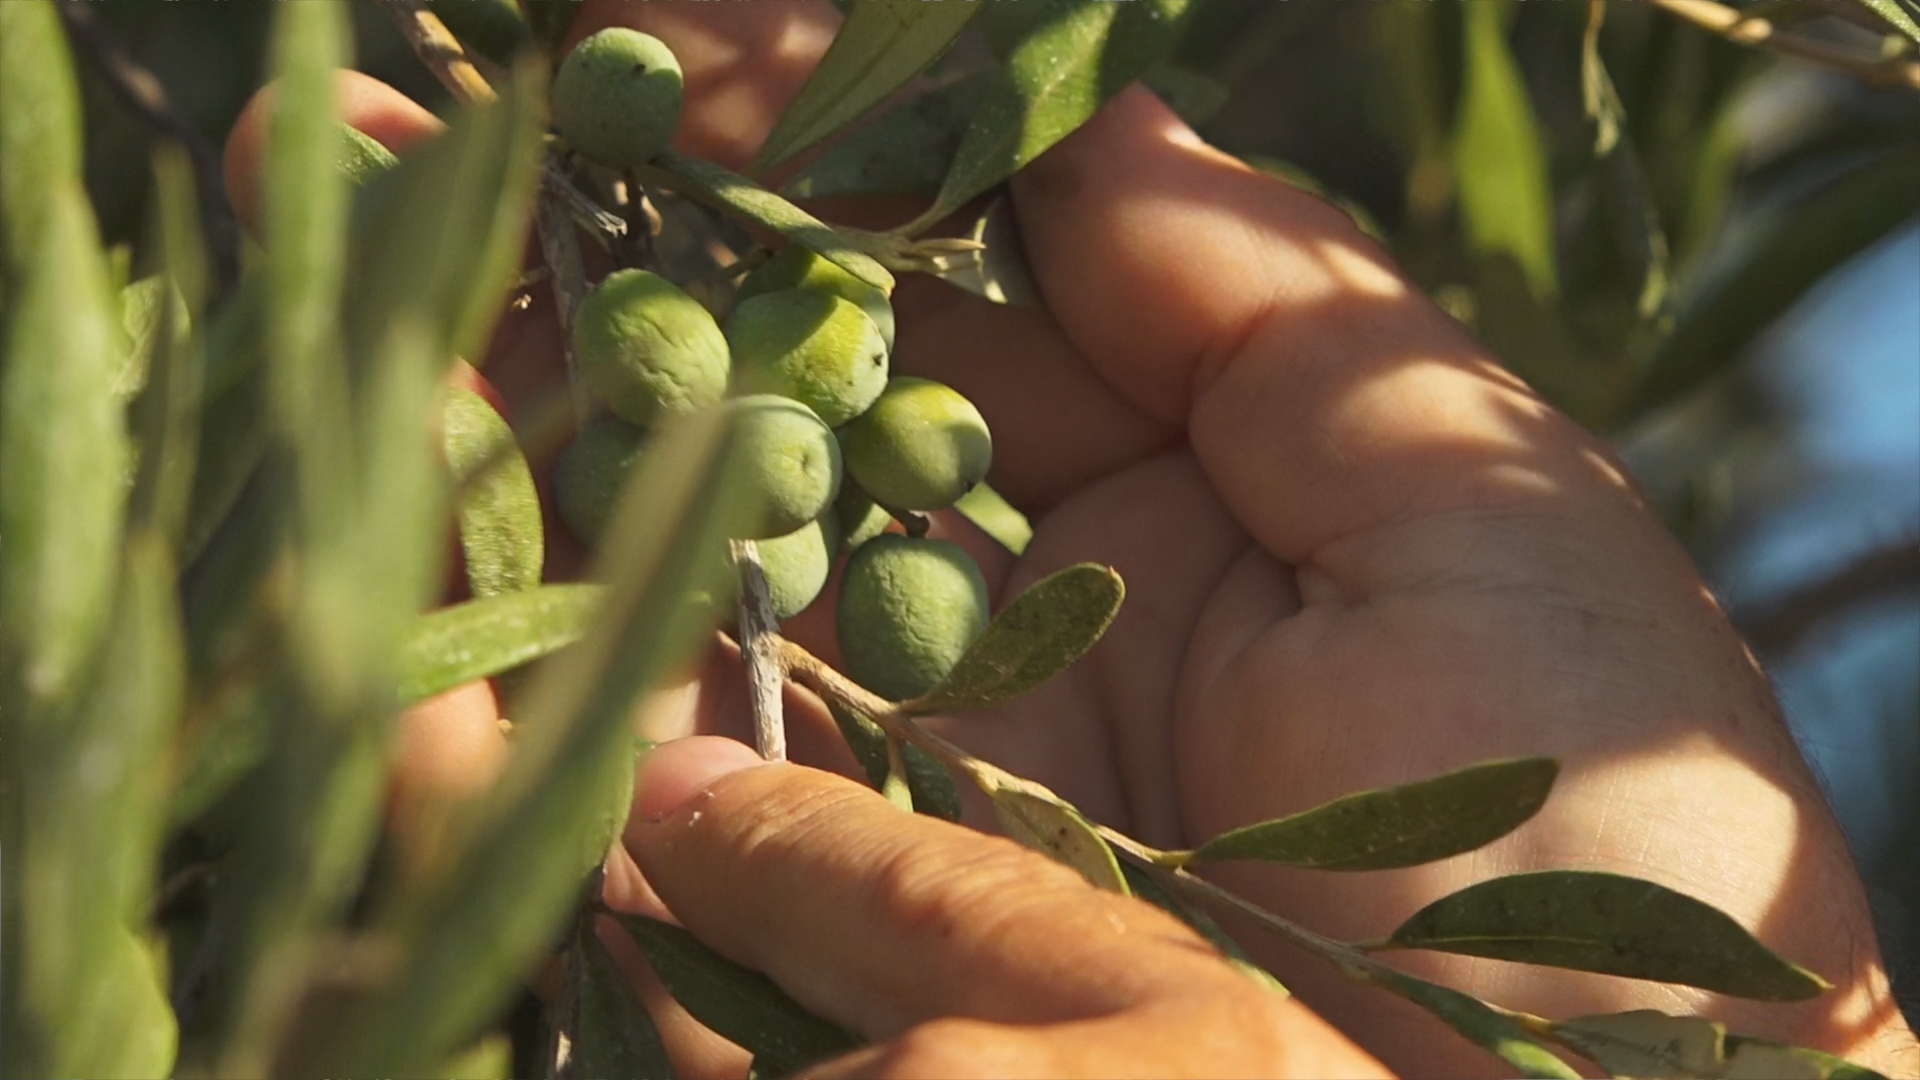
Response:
[624, 737, 1375, 1073]
[566, 0, 841, 170]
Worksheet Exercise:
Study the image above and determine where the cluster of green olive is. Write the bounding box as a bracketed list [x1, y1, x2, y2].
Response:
[549, 29, 997, 702]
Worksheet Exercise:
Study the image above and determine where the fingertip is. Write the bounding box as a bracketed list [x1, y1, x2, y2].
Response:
[633, 735, 769, 822]
[222, 70, 444, 233]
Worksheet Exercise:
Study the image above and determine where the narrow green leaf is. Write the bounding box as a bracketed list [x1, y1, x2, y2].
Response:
[955, 483, 1033, 555]
[756, 0, 983, 169]
[323, 410, 737, 1077]
[781, 71, 985, 201]
[397, 584, 602, 703]
[1550, 1010, 1729, 1079]
[62, 930, 178, 1080]
[1366, 967, 1580, 1079]
[928, 0, 1193, 222]
[336, 124, 400, 186]
[1189, 758, 1558, 871]
[563, 923, 674, 1080]
[439, 1033, 515, 1080]
[1118, 864, 1288, 996]
[907, 563, 1123, 714]
[1384, 870, 1831, 1001]
[128, 145, 209, 551]
[0, 181, 127, 706]
[617, 915, 860, 1078]
[444, 389, 544, 599]
[988, 785, 1129, 895]
[1453, 0, 1557, 299]
[1856, 0, 1920, 44]
[0, 0, 84, 280]
[827, 701, 963, 822]
[1721, 1036, 1886, 1080]
[643, 150, 894, 292]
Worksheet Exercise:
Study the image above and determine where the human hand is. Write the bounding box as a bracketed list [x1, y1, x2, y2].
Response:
[224, 1, 1917, 1075]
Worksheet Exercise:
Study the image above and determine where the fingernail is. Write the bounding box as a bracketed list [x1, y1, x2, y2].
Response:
[636, 736, 767, 821]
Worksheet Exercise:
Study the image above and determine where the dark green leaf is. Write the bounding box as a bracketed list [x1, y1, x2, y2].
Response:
[617, 915, 860, 1078]
[929, 0, 1193, 222]
[0, 182, 127, 705]
[1453, 0, 1557, 299]
[781, 71, 985, 201]
[562, 923, 674, 1080]
[397, 584, 603, 703]
[322, 409, 738, 1077]
[1188, 758, 1558, 871]
[0, 0, 83, 281]
[1119, 864, 1287, 995]
[1856, 0, 1920, 44]
[643, 150, 894, 292]
[444, 389, 544, 599]
[1721, 1036, 1886, 1080]
[518, 0, 583, 53]
[1366, 967, 1580, 1079]
[907, 563, 1123, 714]
[988, 785, 1129, 895]
[1384, 870, 1831, 1001]
[1550, 1010, 1728, 1079]
[827, 701, 962, 822]
[756, 0, 983, 169]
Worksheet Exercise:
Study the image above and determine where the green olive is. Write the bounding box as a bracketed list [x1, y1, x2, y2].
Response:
[552, 27, 683, 168]
[744, 513, 839, 620]
[738, 245, 896, 353]
[726, 394, 841, 540]
[574, 269, 730, 427]
[553, 416, 647, 546]
[727, 289, 887, 428]
[839, 377, 991, 512]
[836, 535, 989, 701]
[834, 483, 894, 552]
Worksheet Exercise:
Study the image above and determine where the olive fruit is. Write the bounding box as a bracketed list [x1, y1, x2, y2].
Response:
[745, 514, 838, 620]
[552, 28, 683, 168]
[835, 484, 893, 552]
[574, 269, 730, 427]
[553, 416, 646, 546]
[738, 245, 896, 353]
[727, 290, 887, 428]
[726, 395, 841, 540]
[839, 377, 991, 512]
[836, 535, 989, 701]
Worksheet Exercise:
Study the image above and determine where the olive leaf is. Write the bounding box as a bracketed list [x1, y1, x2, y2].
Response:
[617, 915, 861, 1078]
[1185, 758, 1558, 871]
[431, 0, 530, 67]
[905, 563, 1123, 714]
[754, 0, 983, 169]
[517, 0, 583, 53]
[1546, 1011, 1887, 1080]
[643, 150, 894, 292]
[1365, 967, 1580, 1079]
[1453, 0, 1557, 300]
[827, 700, 963, 822]
[444, 389, 544, 599]
[397, 584, 603, 703]
[924, 0, 1193, 224]
[0, 0, 84, 279]
[921, 196, 1042, 309]
[1382, 870, 1831, 1001]
[1856, 0, 1920, 45]
[127, 148, 209, 552]
[953, 480, 1035, 553]
[987, 784, 1129, 895]
[437, 1034, 514, 1080]
[559, 921, 674, 1080]
[780, 71, 986, 201]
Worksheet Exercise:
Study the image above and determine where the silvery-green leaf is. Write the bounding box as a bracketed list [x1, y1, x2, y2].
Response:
[397, 584, 603, 703]
[988, 784, 1128, 895]
[907, 564, 1122, 714]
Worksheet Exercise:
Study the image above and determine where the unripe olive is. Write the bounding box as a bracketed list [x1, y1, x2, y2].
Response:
[727, 290, 887, 428]
[836, 535, 989, 701]
[553, 416, 646, 546]
[738, 245, 896, 353]
[748, 513, 839, 620]
[835, 484, 893, 552]
[552, 28, 684, 168]
[727, 394, 841, 540]
[574, 269, 730, 427]
[839, 377, 992, 512]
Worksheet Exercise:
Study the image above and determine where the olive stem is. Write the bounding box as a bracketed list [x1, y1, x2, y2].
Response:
[731, 540, 788, 762]
[1647, 0, 1920, 89]
[379, 0, 498, 105]
[534, 182, 594, 432]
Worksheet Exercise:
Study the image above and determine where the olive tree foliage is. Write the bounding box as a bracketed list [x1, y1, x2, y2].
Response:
[1, 1, 1915, 1077]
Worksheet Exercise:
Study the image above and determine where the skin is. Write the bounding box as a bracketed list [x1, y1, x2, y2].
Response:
[223, 3, 1920, 1077]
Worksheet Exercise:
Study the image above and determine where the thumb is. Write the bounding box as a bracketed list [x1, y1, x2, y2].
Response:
[624, 737, 1387, 1077]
